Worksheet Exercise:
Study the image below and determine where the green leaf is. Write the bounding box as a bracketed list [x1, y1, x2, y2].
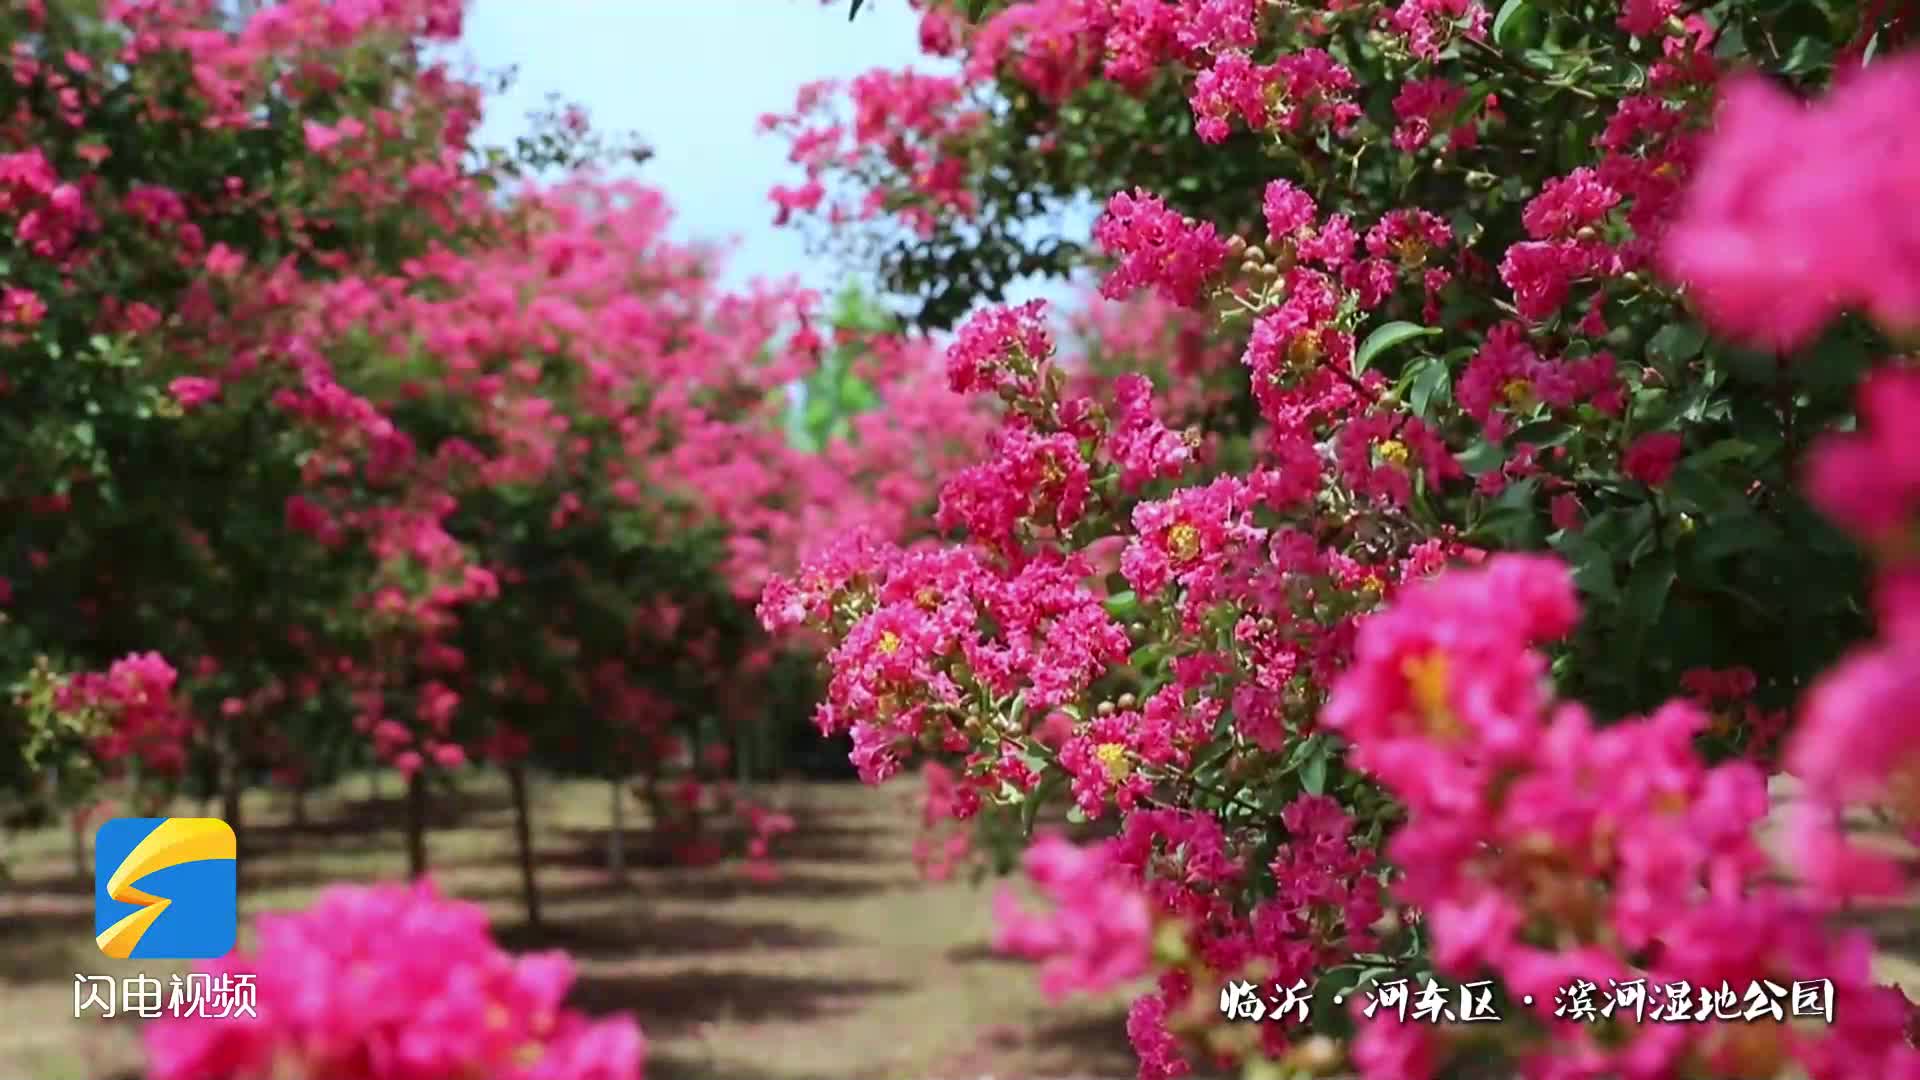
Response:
[1684, 438, 1758, 471]
[1473, 477, 1543, 547]
[1455, 439, 1506, 477]
[1508, 418, 1579, 449]
[1409, 358, 1451, 417]
[1648, 322, 1707, 364]
[1354, 322, 1440, 377]
[1623, 550, 1678, 646]
[1103, 590, 1140, 621]
[1006, 690, 1029, 730]
[1300, 747, 1328, 796]
[1690, 513, 1784, 564]
[1492, 0, 1540, 48]
[1554, 530, 1620, 603]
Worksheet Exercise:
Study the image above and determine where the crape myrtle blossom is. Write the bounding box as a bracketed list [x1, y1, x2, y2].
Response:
[1787, 365, 1920, 898]
[1661, 55, 1920, 348]
[1325, 555, 1920, 1079]
[992, 831, 1154, 1001]
[144, 880, 645, 1080]
[762, 286, 1489, 1074]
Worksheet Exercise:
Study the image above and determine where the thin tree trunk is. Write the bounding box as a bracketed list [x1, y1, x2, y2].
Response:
[607, 776, 626, 881]
[367, 770, 380, 802]
[290, 784, 307, 830]
[405, 769, 428, 879]
[220, 745, 245, 865]
[69, 807, 88, 885]
[508, 763, 541, 928]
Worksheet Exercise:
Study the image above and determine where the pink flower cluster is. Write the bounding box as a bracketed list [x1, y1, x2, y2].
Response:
[797, 543, 1130, 783]
[911, 761, 976, 880]
[1661, 56, 1920, 347]
[1325, 554, 1920, 1080]
[992, 831, 1153, 1001]
[1188, 48, 1361, 143]
[759, 67, 981, 238]
[55, 652, 193, 775]
[1456, 322, 1623, 442]
[1500, 167, 1626, 321]
[145, 880, 645, 1080]
[1788, 366, 1920, 890]
[1094, 189, 1231, 308]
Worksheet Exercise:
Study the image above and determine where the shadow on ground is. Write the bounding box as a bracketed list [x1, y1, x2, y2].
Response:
[645, 1051, 840, 1080]
[945, 941, 1003, 965]
[568, 971, 910, 1030]
[0, 893, 93, 983]
[639, 869, 908, 903]
[927, 1008, 1138, 1080]
[240, 787, 517, 841]
[494, 910, 848, 957]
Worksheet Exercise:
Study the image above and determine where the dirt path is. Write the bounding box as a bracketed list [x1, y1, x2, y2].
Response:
[0, 776, 1135, 1080]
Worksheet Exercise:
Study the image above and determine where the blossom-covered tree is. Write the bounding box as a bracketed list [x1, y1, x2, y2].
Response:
[769, 1, 1920, 1076]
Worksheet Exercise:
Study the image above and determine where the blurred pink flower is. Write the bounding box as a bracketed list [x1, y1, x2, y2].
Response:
[992, 832, 1152, 1000]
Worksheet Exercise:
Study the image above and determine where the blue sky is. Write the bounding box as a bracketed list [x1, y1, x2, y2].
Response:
[459, 1, 1086, 309]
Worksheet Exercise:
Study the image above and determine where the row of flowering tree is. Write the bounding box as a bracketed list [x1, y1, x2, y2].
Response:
[0, 10, 1007, 1078]
[766, 0, 1920, 1077]
[0, 0, 981, 869]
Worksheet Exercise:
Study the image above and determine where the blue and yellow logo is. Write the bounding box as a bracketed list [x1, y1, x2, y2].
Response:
[94, 817, 236, 960]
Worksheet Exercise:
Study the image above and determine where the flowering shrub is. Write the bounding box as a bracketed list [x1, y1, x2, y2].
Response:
[769, 0, 1920, 1075]
[144, 880, 646, 1080]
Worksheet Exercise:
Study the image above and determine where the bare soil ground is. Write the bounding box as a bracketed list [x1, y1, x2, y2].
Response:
[0, 774, 1137, 1080]
[5, 772, 1915, 1080]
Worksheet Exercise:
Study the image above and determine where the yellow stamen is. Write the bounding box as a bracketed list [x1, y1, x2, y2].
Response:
[1376, 439, 1411, 467]
[877, 630, 902, 655]
[1094, 742, 1132, 782]
[1286, 332, 1321, 370]
[914, 587, 941, 610]
[1400, 651, 1462, 740]
[1501, 378, 1535, 409]
[1166, 522, 1201, 562]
